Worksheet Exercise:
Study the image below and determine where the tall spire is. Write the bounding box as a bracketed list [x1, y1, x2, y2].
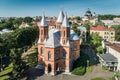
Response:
[40, 12, 47, 27]
[56, 9, 64, 23]
[62, 13, 70, 27]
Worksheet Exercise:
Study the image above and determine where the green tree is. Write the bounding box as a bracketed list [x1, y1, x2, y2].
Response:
[23, 17, 33, 23]
[72, 23, 81, 36]
[91, 33, 102, 47]
[97, 46, 103, 54]
[10, 48, 28, 79]
[111, 25, 120, 41]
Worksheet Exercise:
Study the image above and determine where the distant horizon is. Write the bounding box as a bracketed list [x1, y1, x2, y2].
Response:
[0, 0, 120, 17]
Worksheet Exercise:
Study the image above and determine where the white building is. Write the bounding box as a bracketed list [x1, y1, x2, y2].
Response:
[100, 41, 120, 71]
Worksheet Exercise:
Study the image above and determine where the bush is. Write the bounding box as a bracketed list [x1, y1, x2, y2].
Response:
[72, 67, 86, 75]
[72, 51, 90, 75]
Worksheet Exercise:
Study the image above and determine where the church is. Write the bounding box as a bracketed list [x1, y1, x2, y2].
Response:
[37, 9, 80, 75]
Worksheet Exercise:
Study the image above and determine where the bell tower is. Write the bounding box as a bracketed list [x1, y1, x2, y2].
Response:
[61, 13, 70, 45]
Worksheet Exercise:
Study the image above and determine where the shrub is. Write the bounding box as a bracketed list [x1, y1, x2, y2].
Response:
[72, 67, 86, 75]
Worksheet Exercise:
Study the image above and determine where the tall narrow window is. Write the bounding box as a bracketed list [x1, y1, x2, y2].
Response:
[55, 51, 59, 60]
[41, 47, 43, 55]
[41, 30, 43, 35]
[48, 51, 51, 61]
[63, 50, 66, 59]
[64, 31, 65, 37]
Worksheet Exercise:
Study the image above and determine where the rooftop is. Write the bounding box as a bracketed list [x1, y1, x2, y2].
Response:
[98, 53, 118, 62]
[105, 41, 120, 53]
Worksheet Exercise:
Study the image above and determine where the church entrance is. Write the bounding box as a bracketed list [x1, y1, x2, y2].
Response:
[48, 64, 52, 73]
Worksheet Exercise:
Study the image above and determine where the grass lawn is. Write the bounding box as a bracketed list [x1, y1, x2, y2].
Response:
[26, 45, 38, 67]
[0, 63, 13, 80]
[91, 77, 105, 80]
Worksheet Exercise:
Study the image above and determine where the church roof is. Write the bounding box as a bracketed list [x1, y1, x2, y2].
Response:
[45, 29, 61, 48]
[70, 30, 80, 40]
[56, 9, 64, 23]
[40, 14, 48, 27]
[61, 13, 70, 27]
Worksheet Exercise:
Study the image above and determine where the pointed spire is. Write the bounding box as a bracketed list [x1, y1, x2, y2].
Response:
[40, 12, 47, 27]
[62, 12, 70, 27]
[56, 9, 64, 23]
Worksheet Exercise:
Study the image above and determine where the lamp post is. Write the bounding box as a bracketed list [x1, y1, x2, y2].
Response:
[87, 60, 89, 67]
[0, 54, 3, 71]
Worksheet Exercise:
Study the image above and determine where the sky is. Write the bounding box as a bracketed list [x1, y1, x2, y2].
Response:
[0, 0, 120, 17]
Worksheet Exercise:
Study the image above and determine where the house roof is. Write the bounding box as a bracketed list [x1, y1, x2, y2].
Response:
[105, 41, 120, 53]
[98, 53, 118, 62]
[90, 26, 107, 31]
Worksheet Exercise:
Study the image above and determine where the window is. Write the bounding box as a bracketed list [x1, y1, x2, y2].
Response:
[62, 51, 66, 59]
[55, 51, 59, 60]
[41, 30, 43, 35]
[104, 32, 106, 34]
[111, 32, 113, 35]
[41, 47, 44, 55]
[48, 51, 51, 61]
[73, 44, 77, 50]
[64, 31, 65, 37]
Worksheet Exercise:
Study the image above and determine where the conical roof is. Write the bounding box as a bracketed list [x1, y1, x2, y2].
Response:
[62, 13, 70, 27]
[40, 13, 47, 27]
[56, 9, 64, 23]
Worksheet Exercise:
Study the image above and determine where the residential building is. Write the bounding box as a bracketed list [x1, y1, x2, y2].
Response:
[99, 41, 120, 71]
[37, 10, 80, 75]
[90, 26, 115, 41]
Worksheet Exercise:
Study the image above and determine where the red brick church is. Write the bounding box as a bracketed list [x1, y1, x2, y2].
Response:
[37, 9, 80, 75]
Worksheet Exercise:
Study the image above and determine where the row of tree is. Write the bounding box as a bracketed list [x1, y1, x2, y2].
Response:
[98, 14, 120, 20]
[0, 17, 34, 30]
[0, 27, 39, 57]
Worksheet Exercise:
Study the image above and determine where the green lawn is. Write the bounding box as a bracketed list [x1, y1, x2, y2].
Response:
[26, 45, 38, 67]
[0, 63, 13, 80]
[91, 77, 105, 80]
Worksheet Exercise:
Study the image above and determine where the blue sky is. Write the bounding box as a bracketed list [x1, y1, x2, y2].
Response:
[0, 0, 120, 17]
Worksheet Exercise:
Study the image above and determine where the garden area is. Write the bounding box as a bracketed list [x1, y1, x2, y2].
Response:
[72, 51, 93, 75]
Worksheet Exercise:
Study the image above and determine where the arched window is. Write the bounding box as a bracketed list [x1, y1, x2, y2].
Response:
[55, 51, 59, 60]
[41, 47, 44, 55]
[63, 50, 66, 59]
[48, 51, 51, 61]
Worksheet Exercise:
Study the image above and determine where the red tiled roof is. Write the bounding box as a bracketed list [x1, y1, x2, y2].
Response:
[90, 26, 107, 31]
[105, 42, 120, 53]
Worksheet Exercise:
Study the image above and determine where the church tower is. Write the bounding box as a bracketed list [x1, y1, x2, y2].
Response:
[61, 13, 70, 45]
[38, 13, 48, 43]
[38, 13, 48, 64]
[56, 9, 64, 29]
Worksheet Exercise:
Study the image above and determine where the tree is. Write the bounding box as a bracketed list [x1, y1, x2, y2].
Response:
[72, 23, 81, 36]
[91, 33, 102, 47]
[74, 16, 82, 21]
[111, 25, 120, 41]
[97, 46, 103, 54]
[10, 48, 28, 79]
[23, 17, 33, 23]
